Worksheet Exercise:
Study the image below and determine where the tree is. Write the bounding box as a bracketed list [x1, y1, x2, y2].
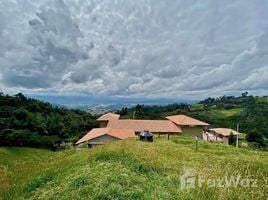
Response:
[0, 92, 97, 148]
[246, 130, 266, 148]
[241, 91, 248, 97]
[135, 104, 145, 119]
[15, 93, 27, 101]
[116, 107, 128, 116]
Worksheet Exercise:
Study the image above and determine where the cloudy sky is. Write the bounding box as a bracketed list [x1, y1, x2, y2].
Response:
[0, 0, 268, 100]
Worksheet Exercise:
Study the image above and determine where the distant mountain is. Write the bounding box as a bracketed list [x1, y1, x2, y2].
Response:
[28, 94, 197, 111]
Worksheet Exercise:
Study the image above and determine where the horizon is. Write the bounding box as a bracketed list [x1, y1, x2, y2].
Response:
[28, 94, 197, 107]
[1, 91, 263, 108]
[0, 0, 268, 100]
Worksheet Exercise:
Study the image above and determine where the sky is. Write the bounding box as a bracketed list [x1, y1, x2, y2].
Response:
[0, 0, 268, 101]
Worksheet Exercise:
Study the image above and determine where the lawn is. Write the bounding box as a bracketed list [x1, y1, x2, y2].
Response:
[0, 137, 267, 200]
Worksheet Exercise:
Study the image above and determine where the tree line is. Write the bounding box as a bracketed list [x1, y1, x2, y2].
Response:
[117, 93, 268, 149]
[0, 93, 98, 149]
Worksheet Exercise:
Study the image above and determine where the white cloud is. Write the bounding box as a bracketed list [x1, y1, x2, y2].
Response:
[0, 0, 268, 98]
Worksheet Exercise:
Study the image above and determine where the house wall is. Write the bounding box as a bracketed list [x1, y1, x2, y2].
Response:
[88, 134, 119, 144]
[203, 132, 224, 142]
[181, 126, 203, 138]
[222, 136, 229, 144]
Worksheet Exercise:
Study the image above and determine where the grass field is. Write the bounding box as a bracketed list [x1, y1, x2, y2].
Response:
[211, 108, 242, 117]
[0, 137, 268, 200]
[256, 96, 268, 103]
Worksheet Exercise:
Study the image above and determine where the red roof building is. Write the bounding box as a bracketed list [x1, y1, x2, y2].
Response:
[76, 113, 210, 146]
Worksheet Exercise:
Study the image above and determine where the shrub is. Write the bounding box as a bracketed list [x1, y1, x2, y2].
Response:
[246, 131, 266, 148]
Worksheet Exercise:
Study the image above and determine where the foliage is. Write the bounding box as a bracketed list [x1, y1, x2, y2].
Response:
[115, 107, 128, 115]
[121, 93, 268, 149]
[0, 93, 98, 148]
[246, 131, 266, 148]
[134, 104, 145, 119]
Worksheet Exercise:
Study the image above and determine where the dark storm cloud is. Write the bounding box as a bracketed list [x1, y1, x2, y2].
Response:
[0, 0, 267, 97]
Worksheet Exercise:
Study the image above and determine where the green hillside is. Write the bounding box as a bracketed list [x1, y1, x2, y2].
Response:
[118, 95, 268, 148]
[1, 137, 267, 200]
[0, 93, 98, 148]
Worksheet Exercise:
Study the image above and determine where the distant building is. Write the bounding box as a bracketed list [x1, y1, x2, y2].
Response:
[166, 115, 209, 138]
[76, 127, 135, 147]
[76, 113, 209, 146]
[204, 128, 241, 144]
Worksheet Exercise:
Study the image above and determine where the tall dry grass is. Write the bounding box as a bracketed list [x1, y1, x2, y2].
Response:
[1, 136, 267, 199]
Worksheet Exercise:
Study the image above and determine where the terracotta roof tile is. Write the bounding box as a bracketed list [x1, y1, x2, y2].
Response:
[166, 115, 209, 126]
[209, 128, 241, 136]
[107, 120, 182, 133]
[97, 113, 120, 121]
[76, 128, 135, 144]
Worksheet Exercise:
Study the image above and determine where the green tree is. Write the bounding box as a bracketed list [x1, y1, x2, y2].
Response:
[246, 130, 266, 148]
[135, 104, 145, 119]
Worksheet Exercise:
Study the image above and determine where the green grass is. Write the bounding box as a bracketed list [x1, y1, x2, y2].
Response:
[0, 147, 53, 166]
[256, 96, 268, 103]
[0, 148, 54, 197]
[209, 108, 242, 118]
[1, 137, 268, 200]
[190, 104, 204, 111]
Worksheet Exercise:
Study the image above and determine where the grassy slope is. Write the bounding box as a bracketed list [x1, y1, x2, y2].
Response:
[161, 107, 241, 120]
[256, 97, 268, 103]
[0, 148, 54, 196]
[209, 108, 241, 117]
[1, 137, 268, 200]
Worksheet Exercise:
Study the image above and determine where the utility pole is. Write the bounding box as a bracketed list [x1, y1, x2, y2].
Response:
[236, 123, 239, 148]
[195, 136, 198, 151]
[133, 111, 136, 119]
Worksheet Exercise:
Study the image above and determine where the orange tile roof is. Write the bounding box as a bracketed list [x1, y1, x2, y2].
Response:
[97, 113, 120, 121]
[107, 120, 182, 133]
[76, 128, 135, 144]
[166, 115, 209, 126]
[209, 128, 241, 136]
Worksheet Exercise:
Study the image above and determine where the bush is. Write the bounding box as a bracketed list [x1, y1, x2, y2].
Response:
[246, 131, 266, 148]
[0, 129, 61, 149]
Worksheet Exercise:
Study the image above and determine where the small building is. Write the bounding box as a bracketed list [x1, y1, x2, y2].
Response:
[166, 115, 209, 138]
[76, 127, 135, 147]
[204, 128, 241, 144]
[97, 113, 120, 127]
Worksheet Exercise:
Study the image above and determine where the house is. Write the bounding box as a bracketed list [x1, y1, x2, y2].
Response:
[76, 113, 210, 146]
[204, 128, 241, 144]
[166, 115, 209, 138]
[76, 127, 135, 147]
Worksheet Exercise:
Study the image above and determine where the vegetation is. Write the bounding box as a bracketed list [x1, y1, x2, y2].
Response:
[118, 94, 268, 149]
[0, 93, 98, 149]
[1, 92, 267, 149]
[1, 137, 267, 200]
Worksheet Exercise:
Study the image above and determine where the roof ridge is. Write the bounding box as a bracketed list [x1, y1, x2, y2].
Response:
[181, 115, 187, 124]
